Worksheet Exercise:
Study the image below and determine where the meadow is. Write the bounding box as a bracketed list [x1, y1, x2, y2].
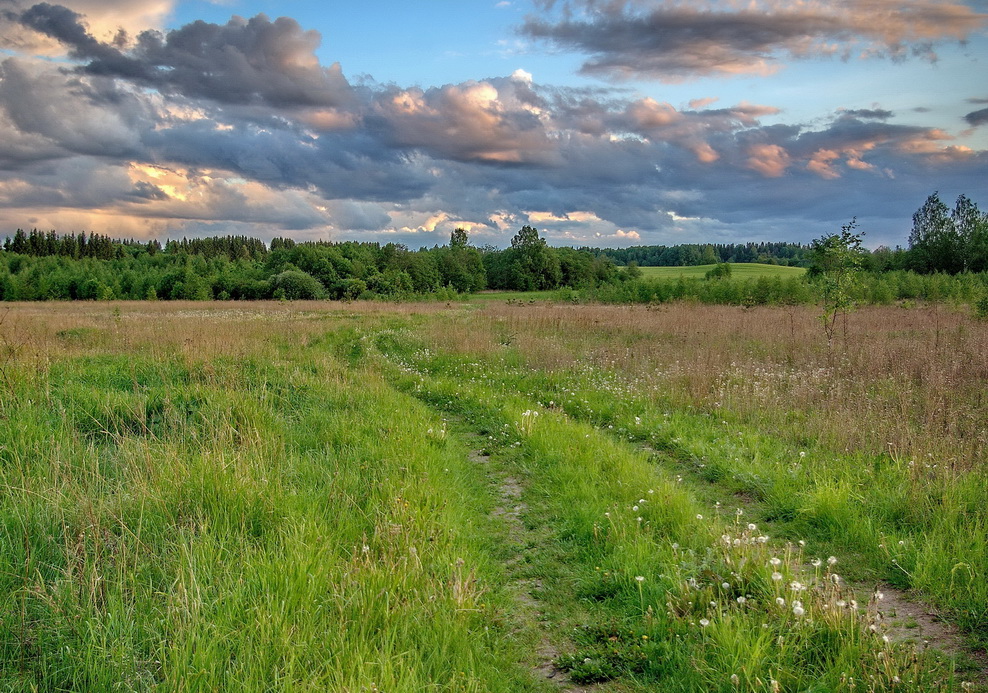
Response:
[0, 299, 985, 691]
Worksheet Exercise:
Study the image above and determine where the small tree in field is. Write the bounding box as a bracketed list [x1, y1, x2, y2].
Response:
[809, 219, 864, 350]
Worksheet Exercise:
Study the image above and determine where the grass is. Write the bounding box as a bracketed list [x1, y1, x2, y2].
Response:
[638, 263, 807, 279]
[0, 300, 984, 691]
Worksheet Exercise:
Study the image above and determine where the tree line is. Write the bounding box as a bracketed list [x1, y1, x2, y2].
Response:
[0, 226, 624, 301]
[583, 241, 812, 267]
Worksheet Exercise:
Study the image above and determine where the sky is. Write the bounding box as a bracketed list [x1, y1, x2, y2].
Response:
[0, 1, 986, 250]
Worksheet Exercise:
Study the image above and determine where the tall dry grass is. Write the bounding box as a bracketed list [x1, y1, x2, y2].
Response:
[422, 302, 988, 470]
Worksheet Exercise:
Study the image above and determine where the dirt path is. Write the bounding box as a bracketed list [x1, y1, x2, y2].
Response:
[467, 446, 600, 691]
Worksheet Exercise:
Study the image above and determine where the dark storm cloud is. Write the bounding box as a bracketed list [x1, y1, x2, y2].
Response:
[17, 3, 354, 107]
[520, 0, 987, 81]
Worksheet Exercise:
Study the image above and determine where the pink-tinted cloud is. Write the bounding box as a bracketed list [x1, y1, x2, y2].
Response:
[521, 0, 988, 81]
[746, 144, 791, 177]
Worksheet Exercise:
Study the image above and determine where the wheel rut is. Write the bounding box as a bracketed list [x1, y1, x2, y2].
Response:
[466, 445, 598, 691]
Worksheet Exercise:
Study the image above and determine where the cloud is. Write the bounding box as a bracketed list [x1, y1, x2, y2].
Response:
[745, 144, 791, 177]
[17, 4, 356, 108]
[1, 0, 173, 55]
[520, 0, 988, 81]
[0, 4, 985, 248]
[965, 107, 988, 127]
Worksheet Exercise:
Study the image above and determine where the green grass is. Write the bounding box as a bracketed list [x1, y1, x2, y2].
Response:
[0, 303, 981, 692]
[465, 290, 558, 302]
[638, 263, 807, 279]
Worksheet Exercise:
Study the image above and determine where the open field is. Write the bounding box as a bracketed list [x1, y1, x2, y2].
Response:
[638, 263, 807, 279]
[0, 300, 985, 691]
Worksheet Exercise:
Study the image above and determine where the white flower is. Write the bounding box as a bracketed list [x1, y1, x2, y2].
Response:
[827, 556, 838, 565]
[769, 557, 781, 566]
[772, 572, 783, 582]
[775, 597, 785, 606]
[635, 575, 645, 583]
[632, 505, 639, 511]
[747, 523, 757, 531]
[699, 618, 710, 627]
[793, 605, 805, 617]
[736, 596, 747, 604]
[696, 514, 704, 520]
[811, 558, 822, 567]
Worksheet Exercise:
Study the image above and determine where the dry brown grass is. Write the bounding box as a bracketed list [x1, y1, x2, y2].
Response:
[422, 302, 988, 470]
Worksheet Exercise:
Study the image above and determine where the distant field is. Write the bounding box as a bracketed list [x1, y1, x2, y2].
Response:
[639, 262, 806, 279]
[467, 290, 557, 302]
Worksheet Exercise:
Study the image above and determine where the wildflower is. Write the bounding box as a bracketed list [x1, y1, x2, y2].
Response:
[722, 582, 730, 590]
[747, 523, 757, 531]
[362, 544, 370, 553]
[811, 558, 822, 567]
[827, 556, 838, 565]
[731, 674, 740, 686]
[830, 573, 841, 585]
[772, 572, 783, 582]
[776, 597, 785, 606]
[635, 576, 645, 583]
[836, 600, 846, 608]
[769, 557, 782, 566]
[699, 618, 710, 627]
[789, 581, 803, 591]
[696, 514, 703, 520]
[632, 505, 639, 511]
[736, 596, 747, 604]
[793, 605, 805, 617]
[875, 591, 885, 600]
